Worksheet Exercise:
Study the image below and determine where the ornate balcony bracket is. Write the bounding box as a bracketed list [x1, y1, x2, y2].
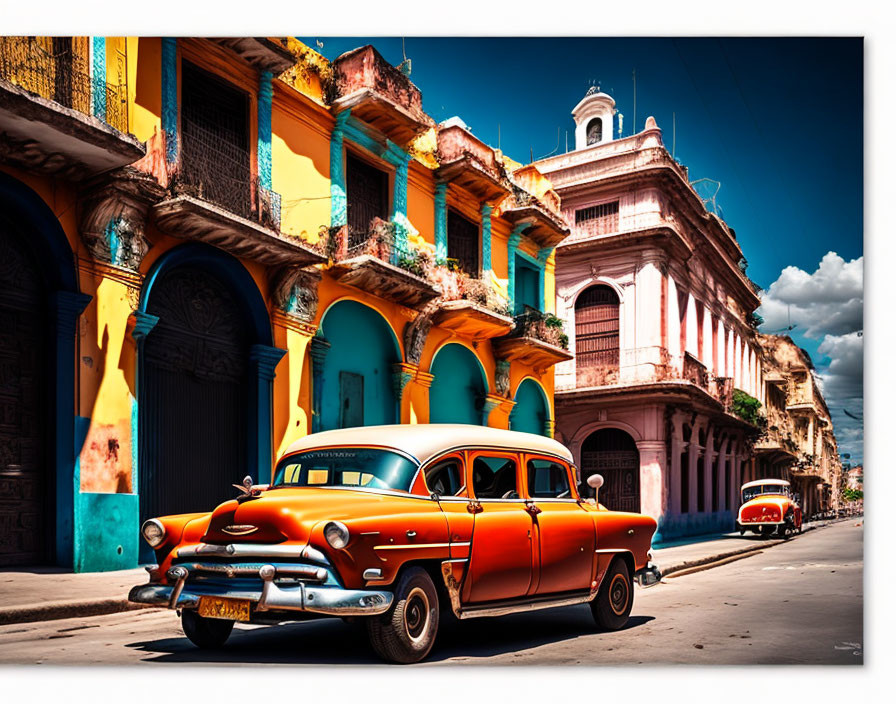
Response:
[272, 266, 321, 323]
[79, 166, 165, 271]
[495, 359, 511, 398]
[404, 313, 433, 366]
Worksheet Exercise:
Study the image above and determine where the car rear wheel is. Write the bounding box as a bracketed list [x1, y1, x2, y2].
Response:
[181, 609, 234, 649]
[366, 566, 439, 664]
[591, 558, 633, 631]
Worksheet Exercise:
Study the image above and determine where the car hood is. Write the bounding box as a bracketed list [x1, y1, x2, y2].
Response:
[199, 487, 417, 544]
[738, 495, 790, 521]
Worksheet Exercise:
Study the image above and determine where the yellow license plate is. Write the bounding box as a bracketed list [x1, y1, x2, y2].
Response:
[198, 596, 252, 622]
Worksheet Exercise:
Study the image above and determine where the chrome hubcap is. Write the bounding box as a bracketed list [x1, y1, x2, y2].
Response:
[609, 574, 629, 615]
[404, 587, 429, 643]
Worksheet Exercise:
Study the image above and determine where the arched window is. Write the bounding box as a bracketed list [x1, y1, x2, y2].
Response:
[575, 285, 620, 384]
[586, 118, 603, 145]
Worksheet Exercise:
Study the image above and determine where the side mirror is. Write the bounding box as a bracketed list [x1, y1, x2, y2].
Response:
[587, 473, 604, 490]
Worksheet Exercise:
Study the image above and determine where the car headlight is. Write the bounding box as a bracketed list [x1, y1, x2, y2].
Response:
[141, 519, 166, 548]
[324, 521, 350, 549]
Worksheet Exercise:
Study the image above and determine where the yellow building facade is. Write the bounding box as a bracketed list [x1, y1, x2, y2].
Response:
[0, 37, 570, 571]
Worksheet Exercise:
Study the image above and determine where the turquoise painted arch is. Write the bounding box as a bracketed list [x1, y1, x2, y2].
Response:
[318, 299, 402, 431]
[429, 343, 488, 425]
[510, 378, 551, 437]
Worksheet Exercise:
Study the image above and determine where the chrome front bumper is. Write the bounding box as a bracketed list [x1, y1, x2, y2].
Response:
[634, 562, 662, 588]
[128, 562, 394, 617]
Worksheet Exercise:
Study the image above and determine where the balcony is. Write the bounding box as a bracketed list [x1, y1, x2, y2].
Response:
[493, 310, 573, 371]
[435, 124, 510, 202]
[682, 352, 709, 391]
[330, 45, 433, 145]
[427, 266, 513, 340]
[326, 218, 441, 309]
[210, 38, 296, 74]
[0, 37, 144, 180]
[500, 184, 570, 249]
[152, 120, 324, 268]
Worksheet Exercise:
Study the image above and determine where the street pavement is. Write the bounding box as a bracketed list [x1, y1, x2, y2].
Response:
[0, 518, 862, 665]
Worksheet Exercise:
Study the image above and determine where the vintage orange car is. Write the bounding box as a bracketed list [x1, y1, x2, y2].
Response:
[736, 479, 803, 538]
[129, 424, 659, 663]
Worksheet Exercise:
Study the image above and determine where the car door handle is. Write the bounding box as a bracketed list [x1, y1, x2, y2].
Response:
[525, 502, 542, 516]
[467, 501, 483, 514]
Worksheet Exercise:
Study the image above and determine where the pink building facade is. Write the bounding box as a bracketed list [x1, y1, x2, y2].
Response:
[534, 88, 764, 541]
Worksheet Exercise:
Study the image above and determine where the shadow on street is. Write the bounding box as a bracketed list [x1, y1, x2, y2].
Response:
[127, 604, 655, 665]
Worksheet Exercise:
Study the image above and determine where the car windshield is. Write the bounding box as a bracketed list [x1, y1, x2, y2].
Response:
[742, 484, 789, 502]
[272, 448, 419, 493]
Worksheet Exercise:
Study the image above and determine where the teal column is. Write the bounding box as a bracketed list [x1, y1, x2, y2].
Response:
[53, 291, 92, 566]
[258, 70, 273, 190]
[309, 334, 331, 433]
[91, 37, 106, 121]
[161, 37, 178, 164]
[434, 182, 448, 263]
[507, 226, 525, 314]
[330, 110, 350, 228]
[391, 153, 412, 262]
[537, 246, 553, 313]
[249, 344, 287, 482]
[481, 203, 493, 277]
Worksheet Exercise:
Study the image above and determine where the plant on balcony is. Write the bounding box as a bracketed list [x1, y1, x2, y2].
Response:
[731, 389, 767, 430]
[420, 256, 511, 316]
[750, 311, 764, 328]
[513, 308, 569, 350]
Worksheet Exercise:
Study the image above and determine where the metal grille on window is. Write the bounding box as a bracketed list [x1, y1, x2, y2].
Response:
[575, 285, 620, 374]
[447, 210, 479, 275]
[346, 153, 389, 248]
[574, 200, 619, 237]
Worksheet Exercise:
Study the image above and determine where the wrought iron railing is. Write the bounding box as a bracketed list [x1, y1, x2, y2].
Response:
[508, 307, 569, 349]
[0, 37, 128, 133]
[175, 118, 281, 230]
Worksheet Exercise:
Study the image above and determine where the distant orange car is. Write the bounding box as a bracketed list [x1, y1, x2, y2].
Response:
[129, 424, 659, 663]
[736, 479, 803, 538]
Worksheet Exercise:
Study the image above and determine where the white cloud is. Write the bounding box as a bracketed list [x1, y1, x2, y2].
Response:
[758, 252, 863, 338]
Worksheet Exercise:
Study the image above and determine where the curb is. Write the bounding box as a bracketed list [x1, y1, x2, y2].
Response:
[0, 598, 148, 627]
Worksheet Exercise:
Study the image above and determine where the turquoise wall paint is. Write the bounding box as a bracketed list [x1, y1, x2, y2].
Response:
[510, 379, 549, 436]
[330, 110, 351, 227]
[161, 37, 178, 164]
[515, 256, 541, 313]
[434, 182, 447, 262]
[257, 70, 273, 190]
[74, 492, 140, 572]
[429, 344, 487, 425]
[91, 37, 106, 121]
[319, 301, 401, 431]
[506, 225, 525, 312]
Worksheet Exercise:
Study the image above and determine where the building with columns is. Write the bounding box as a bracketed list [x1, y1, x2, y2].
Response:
[532, 87, 766, 541]
[749, 334, 842, 516]
[0, 37, 569, 571]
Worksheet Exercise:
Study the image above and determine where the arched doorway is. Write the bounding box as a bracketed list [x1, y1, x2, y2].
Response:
[510, 379, 550, 436]
[575, 285, 620, 385]
[580, 428, 640, 512]
[141, 265, 252, 520]
[429, 343, 487, 425]
[0, 215, 49, 566]
[318, 300, 401, 430]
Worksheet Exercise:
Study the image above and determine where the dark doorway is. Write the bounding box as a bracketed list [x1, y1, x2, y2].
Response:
[141, 266, 250, 523]
[339, 371, 364, 429]
[580, 428, 640, 513]
[0, 217, 49, 566]
[447, 210, 479, 275]
[346, 153, 389, 247]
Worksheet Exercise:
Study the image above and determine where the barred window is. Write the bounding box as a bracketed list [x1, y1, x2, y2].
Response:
[574, 201, 619, 225]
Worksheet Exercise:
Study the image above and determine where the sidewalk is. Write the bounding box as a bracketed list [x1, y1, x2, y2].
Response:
[0, 516, 857, 626]
[652, 516, 851, 577]
[0, 565, 147, 625]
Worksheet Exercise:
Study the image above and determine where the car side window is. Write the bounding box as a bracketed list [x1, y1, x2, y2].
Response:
[425, 458, 465, 497]
[527, 459, 572, 499]
[472, 455, 520, 500]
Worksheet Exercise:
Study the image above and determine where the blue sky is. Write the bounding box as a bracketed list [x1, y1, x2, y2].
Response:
[305, 36, 864, 463]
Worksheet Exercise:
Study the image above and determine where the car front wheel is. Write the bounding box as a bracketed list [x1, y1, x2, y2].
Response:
[366, 566, 439, 664]
[181, 609, 234, 649]
[591, 558, 633, 631]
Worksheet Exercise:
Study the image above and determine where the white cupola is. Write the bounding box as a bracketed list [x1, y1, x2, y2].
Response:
[572, 85, 617, 150]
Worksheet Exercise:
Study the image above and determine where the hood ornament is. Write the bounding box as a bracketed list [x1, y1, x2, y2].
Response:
[223, 524, 259, 536]
[233, 475, 254, 496]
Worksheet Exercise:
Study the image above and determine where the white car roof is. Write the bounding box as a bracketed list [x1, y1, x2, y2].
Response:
[741, 478, 790, 490]
[282, 424, 574, 467]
